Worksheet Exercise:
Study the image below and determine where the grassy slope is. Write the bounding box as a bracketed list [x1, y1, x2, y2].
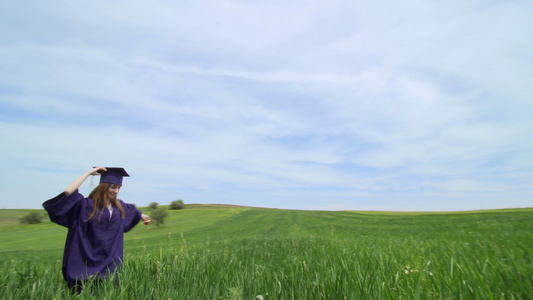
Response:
[2, 205, 532, 262]
[2, 206, 533, 298]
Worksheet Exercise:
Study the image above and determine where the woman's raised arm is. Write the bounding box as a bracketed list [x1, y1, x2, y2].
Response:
[65, 167, 107, 196]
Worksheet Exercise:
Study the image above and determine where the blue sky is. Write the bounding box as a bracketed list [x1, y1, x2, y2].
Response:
[1, 1, 531, 211]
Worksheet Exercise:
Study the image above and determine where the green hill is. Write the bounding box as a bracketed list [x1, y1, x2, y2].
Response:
[2, 205, 533, 261]
[1, 206, 532, 299]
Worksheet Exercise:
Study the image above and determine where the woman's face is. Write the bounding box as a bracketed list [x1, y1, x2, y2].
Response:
[107, 184, 121, 200]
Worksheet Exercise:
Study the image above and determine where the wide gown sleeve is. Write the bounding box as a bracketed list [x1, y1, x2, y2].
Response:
[121, 201, 142, 232]
[43, 190, 85, 228]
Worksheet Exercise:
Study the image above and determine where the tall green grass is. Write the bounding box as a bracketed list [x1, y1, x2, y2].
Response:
[1, 207, 532, 299]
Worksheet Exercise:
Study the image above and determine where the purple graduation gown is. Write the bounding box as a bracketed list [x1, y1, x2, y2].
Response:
[43, 190, 142, 289]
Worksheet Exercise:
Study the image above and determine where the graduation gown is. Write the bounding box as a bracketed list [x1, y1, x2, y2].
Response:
[43, 190, 142, 289]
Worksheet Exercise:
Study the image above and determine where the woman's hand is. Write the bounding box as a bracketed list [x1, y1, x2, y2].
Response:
[141, 214, 151, 225]
[91, 167, 107, 175]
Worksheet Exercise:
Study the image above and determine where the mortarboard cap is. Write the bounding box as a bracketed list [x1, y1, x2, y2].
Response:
[95, 167, 130, 186]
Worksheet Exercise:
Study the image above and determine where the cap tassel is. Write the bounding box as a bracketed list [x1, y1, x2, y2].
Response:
[89, 174, 95, 188]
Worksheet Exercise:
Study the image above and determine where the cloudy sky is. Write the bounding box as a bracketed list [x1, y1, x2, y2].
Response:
[1, 1, 531, 211]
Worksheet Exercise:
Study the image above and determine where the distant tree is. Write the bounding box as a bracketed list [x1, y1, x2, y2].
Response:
[151, 207, 168, 227]
[148, 202, 158, 210]
[20, 211, 44, 224]
[170, 199, 184, 210]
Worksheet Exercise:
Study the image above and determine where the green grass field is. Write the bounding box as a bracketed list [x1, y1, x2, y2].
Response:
[1, 205, 532, 299]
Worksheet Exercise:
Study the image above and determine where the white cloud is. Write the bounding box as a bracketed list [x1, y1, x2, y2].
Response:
[0, 1, 532, 210]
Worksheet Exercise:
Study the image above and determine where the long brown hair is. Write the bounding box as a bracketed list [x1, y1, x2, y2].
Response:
[87, 183, 125, 221]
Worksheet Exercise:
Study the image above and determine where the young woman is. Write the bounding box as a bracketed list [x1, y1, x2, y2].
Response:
[43, 167, 150, 292]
